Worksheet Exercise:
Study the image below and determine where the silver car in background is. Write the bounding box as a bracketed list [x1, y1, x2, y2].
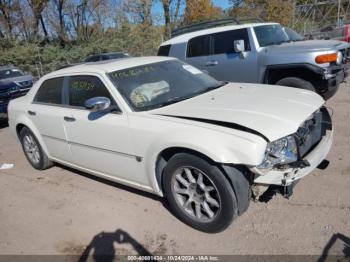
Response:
[158, 20, 350, 100]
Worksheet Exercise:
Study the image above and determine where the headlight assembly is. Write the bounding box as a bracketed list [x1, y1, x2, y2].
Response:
[257, 135, 298, 170]
[9, 83, 19, 93]
[315, 53, 337, 64]
[336, 51, 343, 65]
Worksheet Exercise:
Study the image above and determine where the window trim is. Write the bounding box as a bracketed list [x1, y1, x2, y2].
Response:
[157, 44, 171, 56]
[64, 74, 121, 112]
[211, 28, 251, 55]
[186, 34, 211, 58]
[32, 76, 65, 106]
[186, 28, 251, 58]
[32, 74, 123, 114]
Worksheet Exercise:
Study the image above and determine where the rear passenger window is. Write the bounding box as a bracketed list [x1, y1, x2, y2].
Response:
[157, 45, 171, 56]
[68, 75, 113, 108]
[34, 77, 63, 105]
[213, 29, 251, 55]
[187, 35, 210, 58]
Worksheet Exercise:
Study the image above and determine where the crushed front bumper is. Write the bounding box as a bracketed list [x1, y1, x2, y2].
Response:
[252, 129, 333, 186]
[321, 64, 348, 99]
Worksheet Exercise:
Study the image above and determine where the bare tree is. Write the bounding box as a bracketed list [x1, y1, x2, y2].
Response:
[162, 0, 171, 36]
[27, 0, 49, 39]
[54, 0, 66, 44]
[160, 0, 182, 37]
[15, 0, 30, 39]
[0, 0, 14, 37]
[124, 0, 153, 25]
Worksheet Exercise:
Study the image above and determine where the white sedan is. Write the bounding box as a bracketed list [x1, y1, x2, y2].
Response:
[8, 57, 333, 232]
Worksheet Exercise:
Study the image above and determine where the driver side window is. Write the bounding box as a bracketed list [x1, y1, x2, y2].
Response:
[68, 75, 114, 108]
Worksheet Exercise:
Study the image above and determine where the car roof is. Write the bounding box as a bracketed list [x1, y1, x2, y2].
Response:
[0, 65, 16, 71]
[44, 56, 176, 78]
[161, 22, 278, 45]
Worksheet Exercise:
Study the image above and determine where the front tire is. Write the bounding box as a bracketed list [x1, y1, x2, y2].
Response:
[163, 153, 237, 233]
[19, 127, 53, 170]
[276, 77, 316, 92]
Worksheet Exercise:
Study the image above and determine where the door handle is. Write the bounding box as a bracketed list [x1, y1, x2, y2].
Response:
[205, 61, 218, 66]
[64, 116, 76, 122]
[27, 110, 36, 116]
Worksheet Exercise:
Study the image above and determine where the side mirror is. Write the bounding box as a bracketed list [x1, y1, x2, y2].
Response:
[85, 97, 111, 112]
[234, 39, 245, 53]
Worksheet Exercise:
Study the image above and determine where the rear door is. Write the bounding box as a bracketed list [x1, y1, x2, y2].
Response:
[185, 34, 211, 71]
[29, 77, 71, 161]
[206, 28, 258, 83]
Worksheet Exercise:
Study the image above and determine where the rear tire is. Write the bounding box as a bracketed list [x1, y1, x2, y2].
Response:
[19, 127, 53, 170]
[276, 77, 316, 92]
[163, 153, 237, 233]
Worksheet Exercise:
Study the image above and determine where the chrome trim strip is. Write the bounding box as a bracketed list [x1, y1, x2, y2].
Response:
[42, 134, 142, 160]
[31, 102, 123, 115]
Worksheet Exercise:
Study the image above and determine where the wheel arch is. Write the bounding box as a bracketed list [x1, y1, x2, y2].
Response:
[153, 146, 253, 215]
[16, 123, 27, 138]
[14, 118, 50, 157]
[263, 63, 323, 87]
[154, 147, 215, 191]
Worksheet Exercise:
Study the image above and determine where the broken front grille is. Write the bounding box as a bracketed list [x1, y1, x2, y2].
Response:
[295, 107, 332, 158]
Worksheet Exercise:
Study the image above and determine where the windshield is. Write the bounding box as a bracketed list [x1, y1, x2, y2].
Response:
[0, 68, 24, 79]
[284, 27, 304, 41]
[108, 60, 223, 111]
[254, 24, 290, 47]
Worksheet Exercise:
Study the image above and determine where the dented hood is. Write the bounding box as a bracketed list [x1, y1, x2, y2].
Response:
[151, 83, 325, 141]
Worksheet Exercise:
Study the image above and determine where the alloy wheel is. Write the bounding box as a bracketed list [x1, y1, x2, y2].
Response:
[23, 134, 40, 164]
[171, 167, 221, 222]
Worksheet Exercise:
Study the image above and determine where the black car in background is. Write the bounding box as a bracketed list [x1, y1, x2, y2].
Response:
[0, 66, 34, 120]
[84, 52, 131, 62]
[58, 52, 132, 70]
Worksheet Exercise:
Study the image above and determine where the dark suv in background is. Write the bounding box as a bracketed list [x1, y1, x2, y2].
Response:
[0, 66, 34, 120]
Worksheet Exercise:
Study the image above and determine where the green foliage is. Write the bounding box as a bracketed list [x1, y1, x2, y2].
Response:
[0, 24, 162, 77]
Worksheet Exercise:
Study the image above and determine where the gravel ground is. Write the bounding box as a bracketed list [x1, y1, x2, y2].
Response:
[0, 82, 349, 258]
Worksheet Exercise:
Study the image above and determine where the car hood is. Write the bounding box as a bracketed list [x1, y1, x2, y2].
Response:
[266, 39, 348, 53]
[0, 74, 33, 90]
[151, 83, 324, 141]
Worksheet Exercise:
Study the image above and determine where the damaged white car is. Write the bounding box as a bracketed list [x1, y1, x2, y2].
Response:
[8, 57, 333, 232]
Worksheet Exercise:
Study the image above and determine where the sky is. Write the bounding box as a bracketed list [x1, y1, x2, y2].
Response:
[212, 0, 231, 9]
[152, 0, 232, 22]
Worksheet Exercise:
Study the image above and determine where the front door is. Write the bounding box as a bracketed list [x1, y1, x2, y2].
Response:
[206, 28, 258, 83]
[62, 74, 146, 185]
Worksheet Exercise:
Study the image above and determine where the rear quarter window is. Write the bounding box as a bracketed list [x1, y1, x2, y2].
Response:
[157, 45, 171, 56]
[187, 35, 210, 58]
[33, 77, 64, 105]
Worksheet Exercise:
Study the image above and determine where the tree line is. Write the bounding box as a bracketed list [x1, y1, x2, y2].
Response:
[0, 0, 296, 76]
